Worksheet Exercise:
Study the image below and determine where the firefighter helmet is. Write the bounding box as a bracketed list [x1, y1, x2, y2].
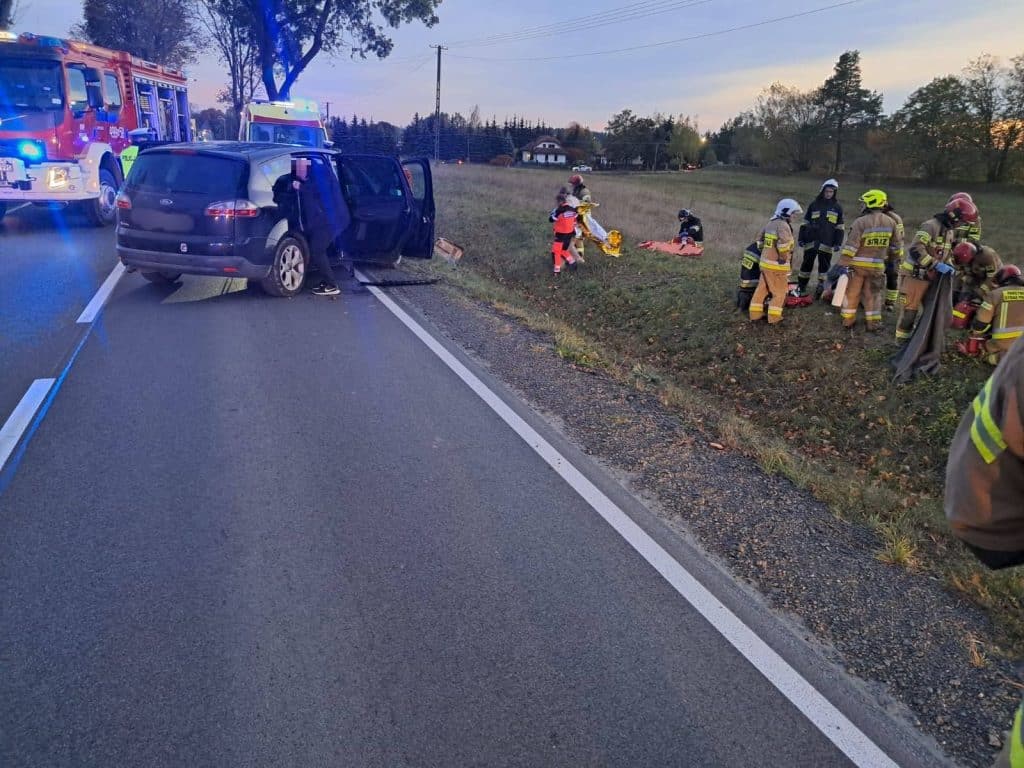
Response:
[774, 198, 802, 218]
[568, 174, 583, 185]
[678, 208, 691, 219]
[821, 178, 839, 191]
[948, 192, 973, 205]
[859, 189, 888, 209]
[996, 264, 1022, 286]
[953, 242, 977, 266]
[945, 197, 979, 223]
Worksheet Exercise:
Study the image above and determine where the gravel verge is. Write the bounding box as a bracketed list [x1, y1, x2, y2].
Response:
[375, 272, 1023, 768]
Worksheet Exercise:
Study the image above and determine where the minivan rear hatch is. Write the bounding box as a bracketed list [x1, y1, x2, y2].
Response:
[119, 150, 249, 254]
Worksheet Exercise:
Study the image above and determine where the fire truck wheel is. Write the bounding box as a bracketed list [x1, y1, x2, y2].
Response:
[141, 271, 182, 284]
[261, 235, 308, 297]
[85, 169, 118, 227]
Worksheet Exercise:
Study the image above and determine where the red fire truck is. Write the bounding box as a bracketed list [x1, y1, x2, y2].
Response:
[0, 31, 191, 226]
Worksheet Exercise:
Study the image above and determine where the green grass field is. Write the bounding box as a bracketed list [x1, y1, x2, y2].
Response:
[421, 162, 1024, 651]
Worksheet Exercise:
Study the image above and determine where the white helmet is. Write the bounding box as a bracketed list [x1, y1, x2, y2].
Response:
[774, 198, 802, 219]
[821, 178, 839, 191]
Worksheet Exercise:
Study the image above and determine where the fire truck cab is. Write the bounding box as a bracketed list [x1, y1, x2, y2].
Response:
[238, 99, 330, 149]
[0, 32, 191, 226]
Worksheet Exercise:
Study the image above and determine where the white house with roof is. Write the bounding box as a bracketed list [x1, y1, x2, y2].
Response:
[520, 136, 567, 165]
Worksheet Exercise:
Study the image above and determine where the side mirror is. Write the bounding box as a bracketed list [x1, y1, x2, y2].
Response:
[323, 140, 334, 149]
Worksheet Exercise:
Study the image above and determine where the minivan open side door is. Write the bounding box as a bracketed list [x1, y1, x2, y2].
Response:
[400, 158, 435, 259]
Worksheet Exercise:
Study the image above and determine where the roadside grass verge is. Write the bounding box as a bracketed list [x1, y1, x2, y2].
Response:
[417, 163, 1024, 653]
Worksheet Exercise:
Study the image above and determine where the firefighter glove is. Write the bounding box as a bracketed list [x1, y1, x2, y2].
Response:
[933, 262, 954, 276]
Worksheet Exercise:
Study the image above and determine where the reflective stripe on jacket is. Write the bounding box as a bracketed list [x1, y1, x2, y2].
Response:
[944, 336, 1024, 552]
[840, 210, 903, 271]
[904, 216, 954, 273]
[757, 218, 794, 271]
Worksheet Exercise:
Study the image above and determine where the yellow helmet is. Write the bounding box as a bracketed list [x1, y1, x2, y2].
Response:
[859, 189, 888, 209]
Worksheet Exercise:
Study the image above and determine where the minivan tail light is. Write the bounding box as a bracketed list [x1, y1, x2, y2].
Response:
[116, 193, 131, 210]
[205, 199, 259, 218]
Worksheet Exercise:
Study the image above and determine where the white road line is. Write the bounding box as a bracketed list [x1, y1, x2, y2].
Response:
[0, 379, 55, 471]
[77, 263, 126, 324]
[359, 272, 901, 768]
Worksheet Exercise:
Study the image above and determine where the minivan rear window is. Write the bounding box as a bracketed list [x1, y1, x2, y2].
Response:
[128, 153, 246, 197]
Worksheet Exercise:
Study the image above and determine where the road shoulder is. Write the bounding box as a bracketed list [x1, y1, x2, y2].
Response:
[388, 277, 1016, 768]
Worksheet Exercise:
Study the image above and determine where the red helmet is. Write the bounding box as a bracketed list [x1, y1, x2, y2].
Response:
[945, 197, 979, 223]
[996, 265, 1022, 285]
[953, 242, 977, 266]
[568, 174, 583, 185]
[948, 191, 973, 205]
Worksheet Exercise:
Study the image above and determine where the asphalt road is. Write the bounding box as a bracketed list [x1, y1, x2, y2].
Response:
[0, 213, 950, 767]
[0, 205, 117, 422]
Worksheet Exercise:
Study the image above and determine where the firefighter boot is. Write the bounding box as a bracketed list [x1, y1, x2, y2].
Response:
[797, 276, 811, 296]
[814, 278, 826, 302]
[895, 308, 917, 343]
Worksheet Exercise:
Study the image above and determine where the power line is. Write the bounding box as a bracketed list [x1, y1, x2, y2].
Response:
[445, 0, 714, 49]
[446, 0, 863, 62]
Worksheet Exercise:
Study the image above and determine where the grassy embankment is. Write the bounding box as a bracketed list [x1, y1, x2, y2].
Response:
[417, 163, 1024, 654]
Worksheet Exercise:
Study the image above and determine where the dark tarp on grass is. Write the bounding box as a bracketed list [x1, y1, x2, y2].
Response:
[891, 272, 954, 384]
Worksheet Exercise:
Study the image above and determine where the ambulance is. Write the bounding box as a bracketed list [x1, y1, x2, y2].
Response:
[238, 99, 331, 148]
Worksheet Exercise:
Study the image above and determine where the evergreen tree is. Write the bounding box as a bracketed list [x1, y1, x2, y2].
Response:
[816, 51, 883, 173]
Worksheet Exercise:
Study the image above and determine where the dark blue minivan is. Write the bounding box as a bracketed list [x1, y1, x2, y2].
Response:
[115, 142, 435, 296]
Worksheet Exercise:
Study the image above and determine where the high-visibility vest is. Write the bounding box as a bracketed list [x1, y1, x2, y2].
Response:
[120, 146, 139, 179]
[1010, 701, 1024, 767]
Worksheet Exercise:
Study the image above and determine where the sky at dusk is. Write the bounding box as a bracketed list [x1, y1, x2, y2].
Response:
[13, 0, 1024, 131]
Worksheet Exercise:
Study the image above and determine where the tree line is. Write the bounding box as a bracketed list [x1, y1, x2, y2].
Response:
[707, 50, 1024, 183]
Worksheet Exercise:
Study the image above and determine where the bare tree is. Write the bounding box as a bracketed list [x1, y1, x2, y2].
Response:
[754, 82, 822, 172]
[962, 54, 1024, 182]
[194, 0, 262, 123]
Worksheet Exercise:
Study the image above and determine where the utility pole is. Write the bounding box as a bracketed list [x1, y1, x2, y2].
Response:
[324, 102, 331, 121]
[430, 44, 447, 162]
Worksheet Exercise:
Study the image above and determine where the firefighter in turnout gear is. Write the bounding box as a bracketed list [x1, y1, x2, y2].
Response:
[896, 197, 980, 342]
[736, 241, 762, 311]
[677, 209, 704, 245]
[836, 189, 903, 331]
[951, 242, 1003, 330]
[882, 201, 905, 311]
[944, 335, 1024, 768]
[958, 265, 1024, 365]
[568, 174, 592, 263]
[749, 198, 801, 324]
[797, 179, 844, 299]
[949, 192, 982, 247]
[549, 193, 578, 275]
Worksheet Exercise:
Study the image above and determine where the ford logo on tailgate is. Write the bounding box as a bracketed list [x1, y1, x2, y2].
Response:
[179, 243, 188, 253]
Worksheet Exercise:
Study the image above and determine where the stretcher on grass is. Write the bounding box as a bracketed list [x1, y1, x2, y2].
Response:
[637, 237, 704, 257]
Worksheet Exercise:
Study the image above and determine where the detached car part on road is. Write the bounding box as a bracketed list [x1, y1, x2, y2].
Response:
[115, 142, 435, 296]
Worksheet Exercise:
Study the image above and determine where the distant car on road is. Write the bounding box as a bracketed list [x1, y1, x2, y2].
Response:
[572, 164, 593, 172]
[115, 142, 435, 296]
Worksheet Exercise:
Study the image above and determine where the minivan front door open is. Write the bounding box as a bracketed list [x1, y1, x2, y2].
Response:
[400, 158, 435, 259]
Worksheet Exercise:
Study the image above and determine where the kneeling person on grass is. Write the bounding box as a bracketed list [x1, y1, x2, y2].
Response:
[835, 189, 904, 332]
[749, 198, 801, 325]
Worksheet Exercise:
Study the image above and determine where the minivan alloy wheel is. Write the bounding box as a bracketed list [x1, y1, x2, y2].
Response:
[278, 243, 305, 290]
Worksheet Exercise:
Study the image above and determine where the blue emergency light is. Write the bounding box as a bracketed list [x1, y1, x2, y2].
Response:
[16, 140, 44, 162]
